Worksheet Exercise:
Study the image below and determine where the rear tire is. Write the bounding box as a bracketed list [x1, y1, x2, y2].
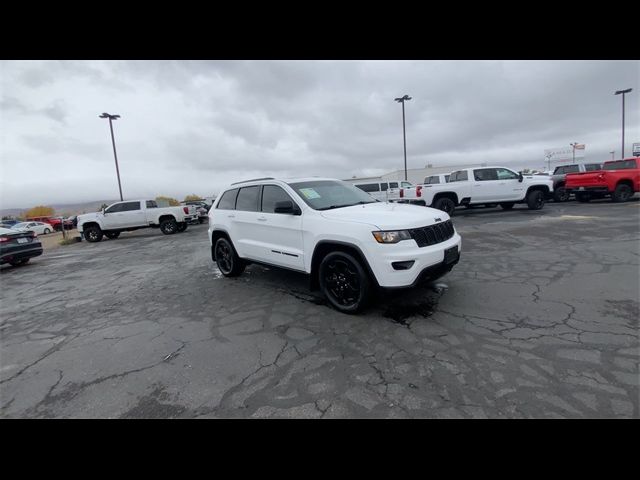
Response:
[84, 225, 103, 242]
[612, 184, 632, 203]
[526, 190, 545, 210]
[575, 192, 591, 203]
[500, 203, 515, 210]
[215, 238, 245, 277]
[44, 228, 51, 234]
[553, 186, 570, 202]
[433, 197, 456, 216]
[160, 218, 178, 235]
[319, 251, 371, 314]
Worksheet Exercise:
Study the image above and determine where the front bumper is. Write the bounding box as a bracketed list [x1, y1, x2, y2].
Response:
[364, 232, 462, 288]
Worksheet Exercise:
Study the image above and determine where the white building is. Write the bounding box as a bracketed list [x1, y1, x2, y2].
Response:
[345, 163, 488, 185]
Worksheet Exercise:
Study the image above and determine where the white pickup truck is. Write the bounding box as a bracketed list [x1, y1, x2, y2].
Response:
[77, 199, 198, 242]
[389, 166, 554, 215]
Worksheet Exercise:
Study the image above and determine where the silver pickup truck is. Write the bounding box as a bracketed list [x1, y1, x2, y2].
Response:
[77, 199, 198, 242]
[550, 162, 602, 202]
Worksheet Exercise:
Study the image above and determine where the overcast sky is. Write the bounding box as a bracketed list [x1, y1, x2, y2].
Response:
[1, 60, 638, 208]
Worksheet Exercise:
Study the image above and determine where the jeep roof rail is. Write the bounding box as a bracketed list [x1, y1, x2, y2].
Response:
[231, 177, 275, 185]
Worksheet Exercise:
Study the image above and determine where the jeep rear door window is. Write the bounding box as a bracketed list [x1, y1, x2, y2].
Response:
[603, 160, 636, 170]
[289, 180, 376, 210]
[261, 185, 296, 213]
[236, 186, 261, 212]
[217, 189, 239, 210]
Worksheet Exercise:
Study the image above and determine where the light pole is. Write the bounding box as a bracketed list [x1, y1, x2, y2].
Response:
[614, 88, 632, 158]
[610, 151, 615, 160]
[394, 94, 412, 181]
[545, 153, 553, 172]
[99, 112, 123, 201]
[570, 142, 579, 162]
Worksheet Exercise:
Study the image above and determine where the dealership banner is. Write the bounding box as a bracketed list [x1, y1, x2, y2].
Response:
[544, 145, 586, 162]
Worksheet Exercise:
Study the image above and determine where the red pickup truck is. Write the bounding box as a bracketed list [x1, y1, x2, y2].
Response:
[565, 157, 640, 203]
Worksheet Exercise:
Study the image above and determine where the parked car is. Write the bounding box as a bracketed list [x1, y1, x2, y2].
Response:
[182, 201, 209, 222]
[77, 199, 199, 242]
[0, 227, 43, 267]
[565, 157, 639, 203]
[550, 162, 602, 202]
[389, 166, 554, 215]
[209, 177, 461, 314]
[350, 179, 413, 202]
[11, 222, 54, 235]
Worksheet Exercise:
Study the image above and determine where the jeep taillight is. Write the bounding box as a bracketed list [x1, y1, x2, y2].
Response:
[416, 186, 422, 197]
[183, 207, 189, 214]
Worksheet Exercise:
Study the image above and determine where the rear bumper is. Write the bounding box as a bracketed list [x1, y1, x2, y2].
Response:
[566, 186, 609, 193]
[0, 245, 43, 264]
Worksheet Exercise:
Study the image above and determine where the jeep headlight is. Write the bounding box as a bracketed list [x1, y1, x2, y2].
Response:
[372, 230, 412, 243]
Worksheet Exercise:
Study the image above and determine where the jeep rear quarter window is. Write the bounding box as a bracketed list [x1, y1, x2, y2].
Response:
[217, 189, 239, 210]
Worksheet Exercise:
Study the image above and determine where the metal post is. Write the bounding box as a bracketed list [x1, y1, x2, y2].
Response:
[621, 92, 625, 158]
[402, 101, 407, 181]
[108, 118, 124, 201]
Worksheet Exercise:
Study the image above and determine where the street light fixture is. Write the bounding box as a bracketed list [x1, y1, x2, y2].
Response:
[394, 94, 412, 181]
[614, 88, 632, 158]
[99, 112, 123, 201]
[609, 151, 615, 161]
[569, 142, 580, 162]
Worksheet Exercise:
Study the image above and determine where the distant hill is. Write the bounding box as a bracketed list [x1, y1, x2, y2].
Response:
[0, 199, 119, 219]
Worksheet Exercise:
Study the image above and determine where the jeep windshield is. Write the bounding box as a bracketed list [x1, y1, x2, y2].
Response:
[288, 180, 378, 210]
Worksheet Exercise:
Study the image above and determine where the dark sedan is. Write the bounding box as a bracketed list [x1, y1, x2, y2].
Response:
[0, 227, 43, 267]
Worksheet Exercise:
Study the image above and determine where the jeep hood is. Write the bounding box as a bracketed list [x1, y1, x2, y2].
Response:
[319, 202, 448, 230]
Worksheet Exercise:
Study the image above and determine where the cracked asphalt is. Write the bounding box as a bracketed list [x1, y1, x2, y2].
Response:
[1, 199, 638, 418]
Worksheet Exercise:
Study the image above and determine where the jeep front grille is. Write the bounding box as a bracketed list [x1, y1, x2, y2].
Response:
[409, 220, 455, 247]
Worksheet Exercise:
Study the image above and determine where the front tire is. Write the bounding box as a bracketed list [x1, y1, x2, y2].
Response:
[160, 218, 178, 235]
[553, 186, 570, 202]
[84, 225, 103, 242]
[433, 197, 456, 216]
[215, 238, 245, 277]
[526, 190, 545, 210]
[612, 184, 632, 203]
[319, 252, 370, 314]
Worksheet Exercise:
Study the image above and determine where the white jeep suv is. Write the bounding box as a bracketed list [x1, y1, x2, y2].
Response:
[208, 178, 462, 314]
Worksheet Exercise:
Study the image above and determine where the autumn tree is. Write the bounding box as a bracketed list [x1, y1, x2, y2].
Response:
[24, 206, 55, 218]
[155, 196, 181, 206]
[184, 194, 203, 202]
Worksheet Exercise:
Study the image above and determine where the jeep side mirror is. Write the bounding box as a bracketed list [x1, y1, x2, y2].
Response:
[518, 173, 524, 182]
[274, 200, 301, 215]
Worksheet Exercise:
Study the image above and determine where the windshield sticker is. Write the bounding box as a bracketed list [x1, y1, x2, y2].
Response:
[299, 188, 321, 199]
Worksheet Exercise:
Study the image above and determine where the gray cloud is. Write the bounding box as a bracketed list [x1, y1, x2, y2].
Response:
[1, 60, 638, 209]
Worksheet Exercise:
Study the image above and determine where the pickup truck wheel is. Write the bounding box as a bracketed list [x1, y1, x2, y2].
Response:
[526, 190, 545, 210]
[500, 203, 515, 210]
[433, 197, 456, 216]
[575, 192, 591, 203]
[160, 218, 178, 235]
[177, 222, 187, 232]
[612, 184, 632, 203]
[319, 252, 370, 314]
[105, 232, 120, 239]
[553, 187, 570, 202]
[84, 225, 103, 242]
[215, 238, 245, 277]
